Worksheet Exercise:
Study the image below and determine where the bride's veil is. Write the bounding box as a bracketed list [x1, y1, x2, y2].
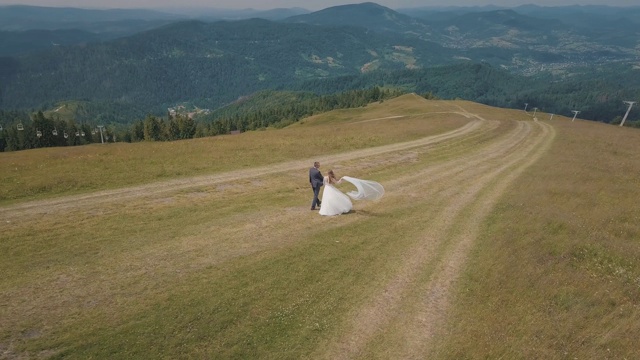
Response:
[341, 176, 384, 201]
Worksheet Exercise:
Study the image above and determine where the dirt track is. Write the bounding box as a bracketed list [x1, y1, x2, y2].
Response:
[317, 113, 555, 358]
[0, 106, 555, 358]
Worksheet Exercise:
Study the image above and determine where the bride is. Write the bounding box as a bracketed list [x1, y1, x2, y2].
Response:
[319, 170, 384, 216]
[319, 170, 352, 216]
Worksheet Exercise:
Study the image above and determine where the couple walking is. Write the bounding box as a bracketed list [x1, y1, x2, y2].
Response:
[309, 161, 385, 216]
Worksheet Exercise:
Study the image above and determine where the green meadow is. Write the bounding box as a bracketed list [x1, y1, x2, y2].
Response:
[1, 94, 638, 359]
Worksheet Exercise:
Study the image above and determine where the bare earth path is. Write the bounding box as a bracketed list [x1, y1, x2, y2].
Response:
[316, 116, 555, 359]
[0, 106, 555, 358]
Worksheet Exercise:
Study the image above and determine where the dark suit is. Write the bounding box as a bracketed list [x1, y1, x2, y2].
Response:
[309, 166, 324, 209]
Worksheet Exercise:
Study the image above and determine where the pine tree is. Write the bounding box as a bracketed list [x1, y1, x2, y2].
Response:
[143, 115, 163, 141]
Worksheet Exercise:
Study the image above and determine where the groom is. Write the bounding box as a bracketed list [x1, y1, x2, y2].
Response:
[309, 161, 323, 210]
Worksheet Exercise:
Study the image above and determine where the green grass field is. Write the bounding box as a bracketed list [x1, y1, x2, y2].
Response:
[1, 94, 639, 359]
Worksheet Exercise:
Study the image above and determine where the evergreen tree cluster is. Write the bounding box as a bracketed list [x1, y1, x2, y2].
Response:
[202, 86, 401, 134]
[0, 87, 401, 152]
[121, 113, 197, 142]
[0, 110, 105, 151]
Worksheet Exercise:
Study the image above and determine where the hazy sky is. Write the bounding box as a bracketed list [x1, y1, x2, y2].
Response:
[0, 0, 637, 10]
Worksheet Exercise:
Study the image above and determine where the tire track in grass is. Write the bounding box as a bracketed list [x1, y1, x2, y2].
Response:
[318, 118, 554, 359]
[395, 121, 554, 359]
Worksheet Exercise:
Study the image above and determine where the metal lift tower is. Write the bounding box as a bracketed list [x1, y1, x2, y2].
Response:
[620, 101, 636, 127]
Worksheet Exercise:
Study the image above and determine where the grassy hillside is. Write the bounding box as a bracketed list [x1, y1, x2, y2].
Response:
[1, 95, 638, 358]
[435, 116, 640, 358]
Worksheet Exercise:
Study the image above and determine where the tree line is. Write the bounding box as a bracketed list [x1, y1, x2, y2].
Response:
[0, 110, 111, 152]
[0, 87, 402, 151]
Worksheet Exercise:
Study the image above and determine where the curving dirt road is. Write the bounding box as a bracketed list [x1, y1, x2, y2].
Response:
[316, 113, 555, 359]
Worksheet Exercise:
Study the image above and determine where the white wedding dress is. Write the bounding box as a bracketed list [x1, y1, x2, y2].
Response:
[319, 176, 384, 216]
[319, 176, 352, 216]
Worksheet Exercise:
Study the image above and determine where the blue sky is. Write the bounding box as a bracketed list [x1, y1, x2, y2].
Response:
[0, 0, 637, 10]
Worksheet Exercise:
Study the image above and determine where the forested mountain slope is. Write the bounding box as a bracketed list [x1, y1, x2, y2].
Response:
[0, 2, 638, 128]
[0, 18, 451, 111]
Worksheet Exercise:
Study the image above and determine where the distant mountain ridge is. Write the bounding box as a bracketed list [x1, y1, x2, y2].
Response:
[0, 2, 638, 125]
[2, 3, 639, 63]
[284, 2, 428, 34]
[0, 29, 101, 56]
[0, 17, 452, 113]
[0, 4, 312, 55]
[0, 5, 310, 31]
[0, 5, 181, 31]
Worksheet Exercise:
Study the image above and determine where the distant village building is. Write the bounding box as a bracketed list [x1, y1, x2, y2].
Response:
[168, 105, 210, 118]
